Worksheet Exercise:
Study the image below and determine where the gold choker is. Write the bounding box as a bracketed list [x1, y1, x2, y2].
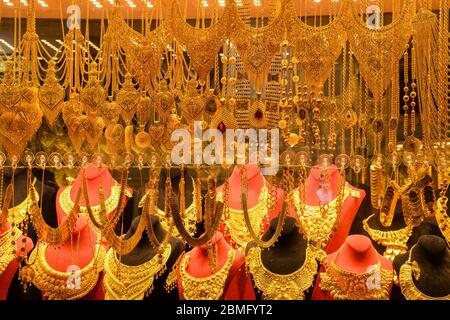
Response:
[363, 214, 413, 259]
[180, 249, 235, 300]
[436, 197, 450, 246]
[218, 184, 269, 250]
[0, 227, 22, 276]
[29, 242, 105, 300]
[320, 261, 393, 300]
[103, 244, 172, 300]
[60, 184, 131, 232]
[246, 246, 318, 300]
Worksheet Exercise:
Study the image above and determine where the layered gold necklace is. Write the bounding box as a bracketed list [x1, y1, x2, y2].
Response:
[293, 184, 353, 247]
[246, 246, 318, 300]
[436, 197, 450, 246]
[0, 227, 21, 276]
[320, 260, 393, 300]
[29, 242, 106, 300]
[180, 249, 235, 300]
[103, 244, 172, 300]
[7, 179, 39, 226]
[217, 183, 269, 250]
[59, 183, 131, 233]
[399, 246, 450, 300]
[363, 214, 413, 260]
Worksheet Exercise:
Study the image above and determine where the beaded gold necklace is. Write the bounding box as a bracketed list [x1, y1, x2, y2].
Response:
[180, 249, 235, 300]
[217, 183, 269, 250]
[319, 247, 393, 300]
[0, 227, 21, 276]
[103, 244, 172, 300]
[363, 214, 413, 260]
[399, 245, 450, 300]
[246, 246, 318, 300]
[29, 242, 105, 300]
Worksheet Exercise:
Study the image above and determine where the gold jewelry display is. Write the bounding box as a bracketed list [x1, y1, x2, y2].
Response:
[399, 245, 450, 300]
[180, 248, 235, 300]
[217, 181, 269, 250]
[246, 246, 318, 300]
[29, 242, 106, 300]
[363, 214, 413, 260]
[103, 244, 172, 300]
[7, 179, 38, 227]
[320, 259, 392, 300]
[436, 196, 450, 246]
[0, 226, 22, 276]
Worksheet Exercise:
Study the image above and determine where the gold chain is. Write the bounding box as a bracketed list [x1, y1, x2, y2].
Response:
[0, 226, 22, 276]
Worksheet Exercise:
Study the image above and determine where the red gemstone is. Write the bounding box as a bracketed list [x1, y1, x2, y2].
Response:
[254, 109, 263, 120]
[218, 122, 226, 133]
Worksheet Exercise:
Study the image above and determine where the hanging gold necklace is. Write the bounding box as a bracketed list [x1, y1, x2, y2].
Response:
[293, 183, 354, 248]
[29, 242, 106, 300]
[363, 214, 413, 260]
[103, 244, 172, 300]
[217, 183, 269, 250]
[180, 249, 235, 300]
[59, 183, 131, 233]
[7, 178, 38, 226]
[246, 246, 318, 300]
[0, 226, 22, 276]
[435, 197, 450, 246]
[399, 245, 450, 300]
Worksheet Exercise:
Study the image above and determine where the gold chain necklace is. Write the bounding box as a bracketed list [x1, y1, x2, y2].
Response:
[436, 197, 450, 246]
[180, 249, 235, 300]
[399, 245, 450, 300]
[246, 246, 318, 300]
[29, 242, 105, 300]
[103, 244, 172, 300]
[217, 183, 269, 250]
[320, 260, 393, 300]
[0, 227, 21, 276]
[363, 214, 413, 259]
[7, 179, 38, 226]
[293, 184, 353, 247]
[60, 183, 130, 232]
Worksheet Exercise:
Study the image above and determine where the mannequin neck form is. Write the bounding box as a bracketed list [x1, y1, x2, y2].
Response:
[224, 165, 265, 209]
[415, 235, 449, 263]
[45, 223, 99, 272]
[306, 165, 340, 205]
[0, 221, 11, 234]
[228, 165, 264, 187]
[188, 232, 231, 277]
[70, 163, 115, 206]
[333, 235, 379, 273]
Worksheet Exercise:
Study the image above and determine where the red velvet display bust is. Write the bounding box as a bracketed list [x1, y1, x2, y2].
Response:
[290, 165, 365, 254]
[218, 165, 284, 249]
[0, 222, 33, 300]
[41, 165, 124, 300]
[177, 231, 255, 300]
[312, 235, 393, 300]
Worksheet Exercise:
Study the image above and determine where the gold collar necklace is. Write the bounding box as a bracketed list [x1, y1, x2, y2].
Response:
[103, 244, 172, 300]
[246, 246, 318, 300]
[29, 242, 106, 300]
[217, 182, 269, 250]
[319, 247, 393, 300]
[7, 178, 39, 226]
[60, 183, 131, 232]
[436, 197, 450, 246]
[399, 245, 450, 300]
[0, 226, 22, 276]
[363, 214, 413, 260]
[293, 183, 354, 247]
[180, 249, 235, 300]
